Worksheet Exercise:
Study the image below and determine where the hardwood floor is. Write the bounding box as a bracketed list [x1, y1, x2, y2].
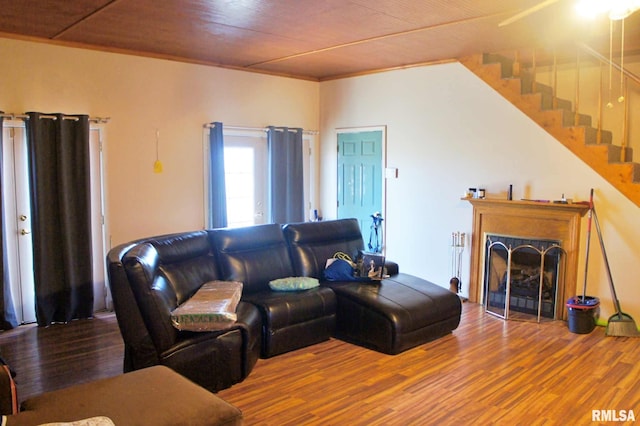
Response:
[1, 303, 639, 425]
[0, 312, 124, 400]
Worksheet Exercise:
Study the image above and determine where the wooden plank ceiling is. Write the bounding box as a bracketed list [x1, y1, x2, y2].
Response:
[0, 0, 638, 81]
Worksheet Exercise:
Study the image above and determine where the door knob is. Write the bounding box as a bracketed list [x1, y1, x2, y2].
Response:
[19, 214, 27, 221]
[20, 229, 31, 235]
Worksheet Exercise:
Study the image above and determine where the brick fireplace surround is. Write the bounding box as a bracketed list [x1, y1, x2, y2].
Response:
[467, 198, 589, 320]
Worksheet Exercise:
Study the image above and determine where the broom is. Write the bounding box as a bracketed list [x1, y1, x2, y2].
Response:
[591, 204, 640, 337]
[580, 189, 594, 303]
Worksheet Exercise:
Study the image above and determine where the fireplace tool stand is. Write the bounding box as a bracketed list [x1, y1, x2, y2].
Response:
[449, 232, 467, 301]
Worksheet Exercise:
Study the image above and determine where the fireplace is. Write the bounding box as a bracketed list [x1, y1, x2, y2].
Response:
[484, 234, 564, 321]
[467, 198, 589, 320]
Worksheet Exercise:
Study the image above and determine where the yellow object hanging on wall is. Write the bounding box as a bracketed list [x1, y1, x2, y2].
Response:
[154, 128, 163, 173]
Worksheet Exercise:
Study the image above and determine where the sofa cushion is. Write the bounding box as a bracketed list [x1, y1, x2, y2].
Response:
[171, 281, 243, 331]
[243, 288, 333, 329]
[269, 276, 319, 291]
[209, 224, 295, 294]
[150, 231, 219, 304]
[242, 286, 336, 357]
[283, 219, 366, 278]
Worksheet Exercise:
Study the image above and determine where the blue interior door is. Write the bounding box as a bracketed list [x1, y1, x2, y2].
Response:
[337, 130, 383, 243]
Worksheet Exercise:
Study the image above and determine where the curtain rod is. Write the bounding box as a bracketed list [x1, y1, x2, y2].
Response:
[0, 113, 110, 123]
[203, 123, 318, 135]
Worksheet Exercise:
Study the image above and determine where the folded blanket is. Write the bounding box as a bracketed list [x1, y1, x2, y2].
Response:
[171, 281, 242, 331]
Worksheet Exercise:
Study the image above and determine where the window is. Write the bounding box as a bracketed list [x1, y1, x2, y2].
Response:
[204, 126, 317, 228]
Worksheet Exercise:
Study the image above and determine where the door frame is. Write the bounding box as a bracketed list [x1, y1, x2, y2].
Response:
[336, 125, 387, 249]
[89, 125, 110, 311]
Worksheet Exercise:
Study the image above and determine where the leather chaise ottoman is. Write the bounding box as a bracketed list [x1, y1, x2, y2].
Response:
[326, 273, 462, 355]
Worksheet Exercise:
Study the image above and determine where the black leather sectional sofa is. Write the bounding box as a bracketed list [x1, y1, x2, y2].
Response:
[107, 218, 462, 392]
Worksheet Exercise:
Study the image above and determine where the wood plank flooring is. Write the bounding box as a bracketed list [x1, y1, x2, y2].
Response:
[0, 312, 123, 400]
[1, 303, 639, 425]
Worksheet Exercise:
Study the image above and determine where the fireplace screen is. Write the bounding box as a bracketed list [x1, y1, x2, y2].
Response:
[483, 234, 565, 322]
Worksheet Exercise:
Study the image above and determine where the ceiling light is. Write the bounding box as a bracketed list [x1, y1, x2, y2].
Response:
[575, 0, 640, 20]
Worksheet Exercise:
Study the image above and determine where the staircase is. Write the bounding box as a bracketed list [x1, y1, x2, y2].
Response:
[459, 53, 640, 208]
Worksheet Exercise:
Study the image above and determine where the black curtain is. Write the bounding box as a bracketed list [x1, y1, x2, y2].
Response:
[208, 122, 228, 228]
[0, 113, 18, 330]
[26, 112, 93, 326]
[267, 126, 304, 224]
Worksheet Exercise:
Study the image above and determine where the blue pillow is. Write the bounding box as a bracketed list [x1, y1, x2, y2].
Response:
[269, 276, 320, 291]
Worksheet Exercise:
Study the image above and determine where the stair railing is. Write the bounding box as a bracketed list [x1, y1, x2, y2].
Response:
[597, 61, 603, 145]
[574, 50, 581, 127]
[520, 43, 639, 165]
[578, 43, 639, 162]
[552, 51, 558, 110]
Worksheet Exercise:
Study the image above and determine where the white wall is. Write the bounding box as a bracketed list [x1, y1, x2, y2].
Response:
[319, 62, 640, 326]
[0, 38, 319, 246]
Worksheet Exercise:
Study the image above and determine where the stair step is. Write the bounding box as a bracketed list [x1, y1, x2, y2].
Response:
[585, 140, 634, 163]
[518, 79, 572, 112]
[633, 164, 640, 183]
[608, 145, 634, 163]
[560, 109, 591, 127]
[538, 92, 572, 111]
[482, 53, 514, 78]
[611, 161, 640, 183]
[584, 127, 613, 145]
[520, 74, 553, 96]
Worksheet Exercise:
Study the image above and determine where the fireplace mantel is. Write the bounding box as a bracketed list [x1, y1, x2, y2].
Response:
[467, 198, 589, 320]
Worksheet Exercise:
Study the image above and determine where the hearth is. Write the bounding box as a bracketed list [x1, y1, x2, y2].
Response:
[484, 234, 563, 321]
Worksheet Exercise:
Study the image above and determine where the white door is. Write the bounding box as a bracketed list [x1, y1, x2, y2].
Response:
[2, 122, 109, 322]
[2, 122, 36, 324]
[204, 127, 317, 227]
[223, 134, 268, 228]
